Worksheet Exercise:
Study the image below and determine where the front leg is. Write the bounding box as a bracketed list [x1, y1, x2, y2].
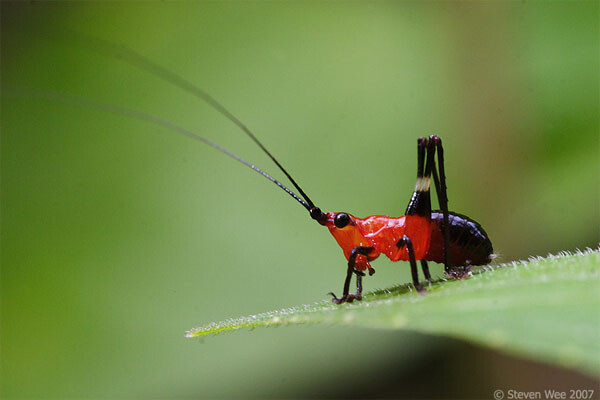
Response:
[329, 246, 374, 304]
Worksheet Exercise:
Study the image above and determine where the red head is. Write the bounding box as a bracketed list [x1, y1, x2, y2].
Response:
[311, 209, 388, 271]
[311, 208, 417, 269]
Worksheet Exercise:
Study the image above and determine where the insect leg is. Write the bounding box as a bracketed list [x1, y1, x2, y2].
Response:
[329, 246, 374, 304]
[405, 138, 436, 217]
[420, 259, 432, 281]
[355, 270, 365, 299]
[429, 135, 451, 274]
[397, 235, 426, 293]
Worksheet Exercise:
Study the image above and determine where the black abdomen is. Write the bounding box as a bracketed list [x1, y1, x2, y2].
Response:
[425, 211, 493, 266]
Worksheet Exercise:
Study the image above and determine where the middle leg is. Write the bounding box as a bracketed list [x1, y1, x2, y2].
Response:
[420, 259, 432, 281]
[397, 235, 426, 293]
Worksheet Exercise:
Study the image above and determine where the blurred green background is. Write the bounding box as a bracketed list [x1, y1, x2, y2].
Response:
[2, 1, 598, 398]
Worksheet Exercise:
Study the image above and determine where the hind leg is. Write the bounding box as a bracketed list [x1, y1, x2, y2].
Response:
[428, 136, 452, 274]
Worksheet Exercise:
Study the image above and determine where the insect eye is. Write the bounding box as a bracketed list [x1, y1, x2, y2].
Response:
[334, 213, 350, 229]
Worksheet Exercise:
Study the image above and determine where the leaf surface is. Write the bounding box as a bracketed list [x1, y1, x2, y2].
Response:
[186, 249, 600, 376]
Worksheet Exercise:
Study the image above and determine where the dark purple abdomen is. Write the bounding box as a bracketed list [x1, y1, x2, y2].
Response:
[425, 211, 493, 267]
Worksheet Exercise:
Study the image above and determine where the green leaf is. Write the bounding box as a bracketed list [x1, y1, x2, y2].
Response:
[186, 249, 600, 376]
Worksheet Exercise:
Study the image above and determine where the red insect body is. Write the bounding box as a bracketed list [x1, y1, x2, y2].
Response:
[324, 212, 432, 272]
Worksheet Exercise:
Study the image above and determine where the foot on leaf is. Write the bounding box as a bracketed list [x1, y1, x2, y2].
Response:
[445, 265, 473, 280]
[328, 292, 362, 304]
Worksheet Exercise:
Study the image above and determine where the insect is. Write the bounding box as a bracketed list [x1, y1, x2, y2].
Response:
[318, 136, 494, 303]
[32, 37, 494, 304]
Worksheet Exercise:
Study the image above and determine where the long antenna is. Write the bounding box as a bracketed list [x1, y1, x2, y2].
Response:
[74, 33, 318, 211]
[9, 86, 312, 212]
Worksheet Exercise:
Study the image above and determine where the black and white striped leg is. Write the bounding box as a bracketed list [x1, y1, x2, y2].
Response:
[405, 138, 435, 217]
